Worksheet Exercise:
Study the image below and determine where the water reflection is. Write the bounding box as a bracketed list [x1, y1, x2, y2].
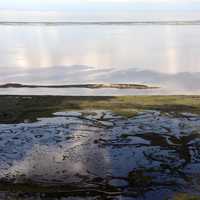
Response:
[0, 24, 200, 89]
[0, 111, 113, 183]
[0, 66, 200, 95]
[0, 110, 200, 199]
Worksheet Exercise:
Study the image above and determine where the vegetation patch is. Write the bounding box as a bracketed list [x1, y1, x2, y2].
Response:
[112, 109, 139, 118]
[0, 95, 200, 123]
[172, 193, 200, 200]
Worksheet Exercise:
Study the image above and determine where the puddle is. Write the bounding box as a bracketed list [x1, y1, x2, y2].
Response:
[0, 110, 200, 199]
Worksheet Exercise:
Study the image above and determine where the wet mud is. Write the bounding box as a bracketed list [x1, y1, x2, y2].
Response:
[0, 110, 200, 199]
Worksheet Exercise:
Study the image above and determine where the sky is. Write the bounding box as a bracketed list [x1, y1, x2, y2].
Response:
[0, 0, 200, 11]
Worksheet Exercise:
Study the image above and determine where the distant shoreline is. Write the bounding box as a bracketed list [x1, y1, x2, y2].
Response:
[0, 83, 158, 89]
[0, 20, 200, 26]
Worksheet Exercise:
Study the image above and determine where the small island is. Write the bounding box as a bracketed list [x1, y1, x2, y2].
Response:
[0, 83, 158, 89]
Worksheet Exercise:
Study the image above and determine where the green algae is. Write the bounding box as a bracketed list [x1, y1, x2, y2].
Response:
[128, 169, 153, 187]
[112, 109, 139, 118]
[0, 95, 200, 123]
[172, 193, 200, 200]
[120, 133, 130, 139]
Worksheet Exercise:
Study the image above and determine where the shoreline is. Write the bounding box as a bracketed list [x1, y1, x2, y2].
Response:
[0, 20, 200, 26]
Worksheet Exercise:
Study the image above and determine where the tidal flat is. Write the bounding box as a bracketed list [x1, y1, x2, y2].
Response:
[0, 95, 200, 200]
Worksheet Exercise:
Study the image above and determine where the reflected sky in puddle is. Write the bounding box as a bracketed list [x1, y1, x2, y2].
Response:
[0, 110, 200, 199]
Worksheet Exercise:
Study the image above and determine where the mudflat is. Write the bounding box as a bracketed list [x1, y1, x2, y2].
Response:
[0, 95, 200, 200]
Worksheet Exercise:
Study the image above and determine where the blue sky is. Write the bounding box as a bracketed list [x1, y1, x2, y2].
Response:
[0, 0, 200, 11]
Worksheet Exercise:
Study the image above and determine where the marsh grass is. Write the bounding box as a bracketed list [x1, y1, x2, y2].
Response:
[0, 95, 200, 123]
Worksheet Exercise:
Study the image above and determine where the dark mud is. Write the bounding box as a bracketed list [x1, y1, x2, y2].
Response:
[0, 109, 200, 200]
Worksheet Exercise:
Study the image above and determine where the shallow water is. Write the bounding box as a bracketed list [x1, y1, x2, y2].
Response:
[1, 87, 200, 96]
[0, 16, 200, 95]
[0, 110, 200, 199]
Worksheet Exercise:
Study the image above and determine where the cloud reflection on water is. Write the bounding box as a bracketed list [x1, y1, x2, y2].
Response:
[0, 23, 200, 94]
[1, 65, 200, 91]
[0, 24, 200, 74]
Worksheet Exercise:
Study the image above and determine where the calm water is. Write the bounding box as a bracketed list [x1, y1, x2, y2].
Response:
[0, 11, 200, 95]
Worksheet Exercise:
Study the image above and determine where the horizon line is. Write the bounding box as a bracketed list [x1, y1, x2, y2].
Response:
[0, 20, 200, 26]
